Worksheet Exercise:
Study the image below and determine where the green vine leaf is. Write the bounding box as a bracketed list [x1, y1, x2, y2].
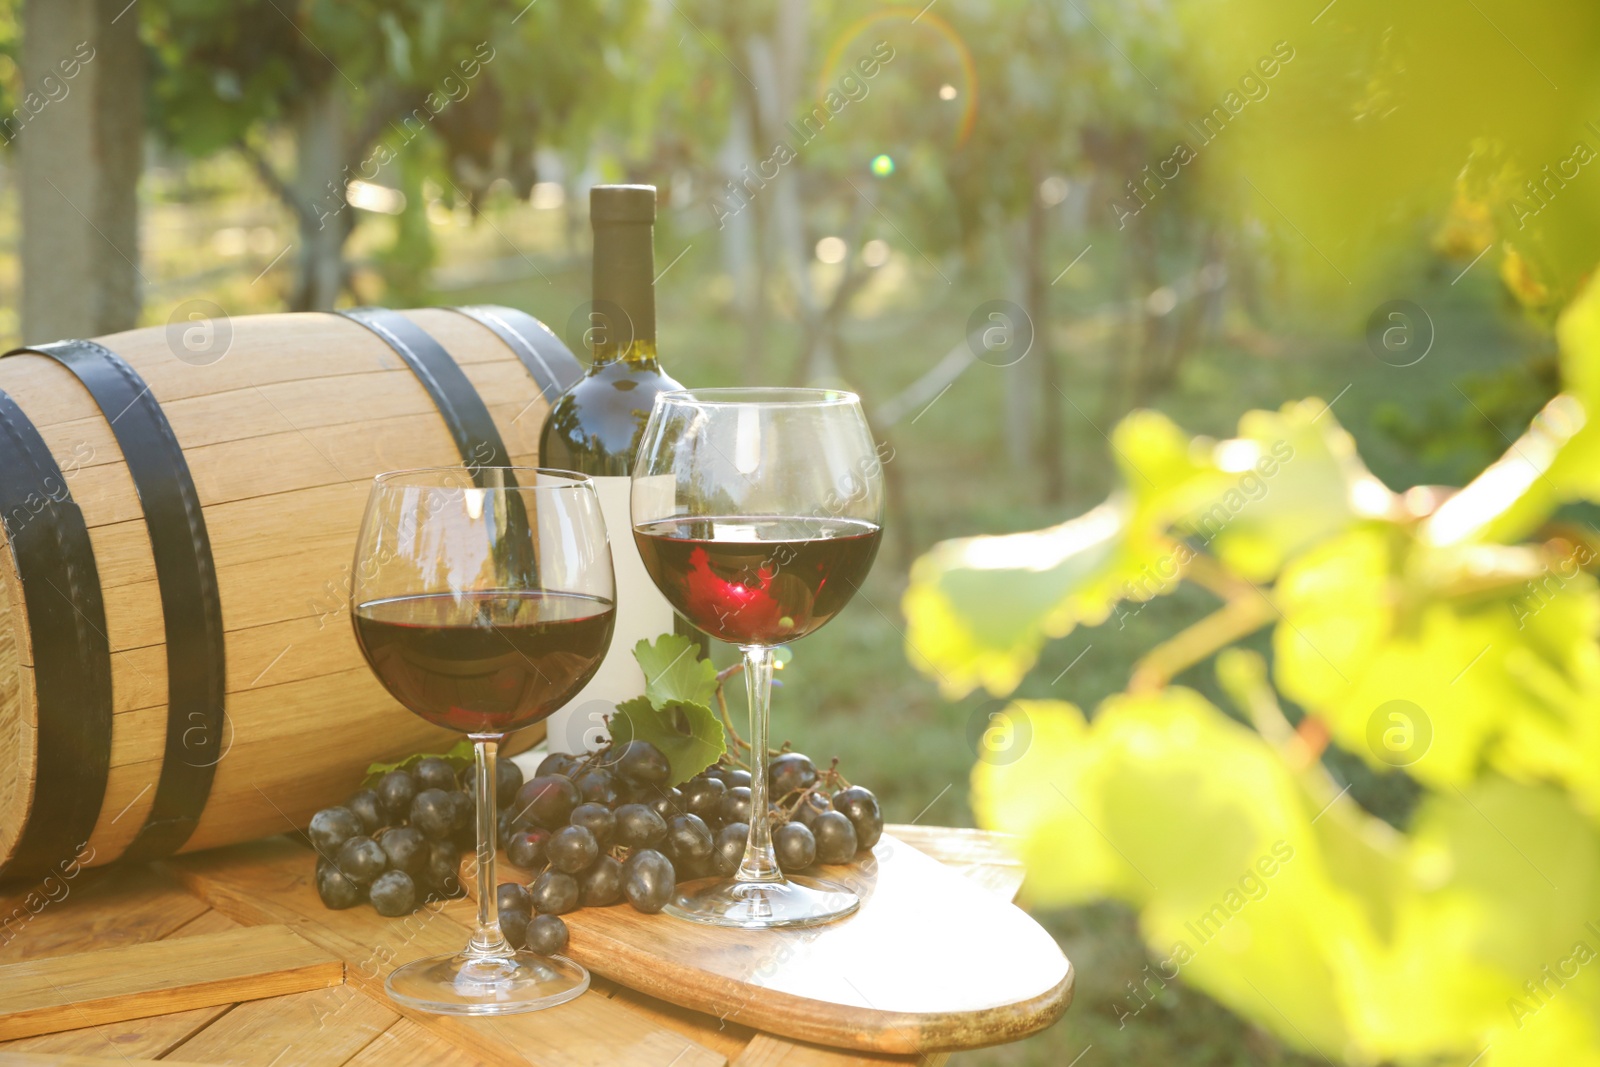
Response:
[364, 738, 474, 786]
[610, 696, 726, 787]
[635, 633, 718, 709]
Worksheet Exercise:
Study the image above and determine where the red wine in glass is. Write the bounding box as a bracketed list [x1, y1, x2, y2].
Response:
[631, 388, 886, 930]
[353, 590, 616, 735]
[349, 467, 614, 1014]
[633, 516, 881, 646]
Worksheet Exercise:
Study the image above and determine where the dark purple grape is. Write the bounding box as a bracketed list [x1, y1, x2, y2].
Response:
[409, 788, 457, 840]
[579, 855, 624, 906]
[547, 825, 600, 874]
[681, 777, 726, 820]
[702, 764, 734, 785]
[497, 881, 532, 915]
[499, 908, 530, 949]
[448, 790, 474, 833]
[369, 870, 417, 916]
[612, 740, 670, 786]
[377, 826, 428, 876]
[812, 811, 858, 864]
[515, 775, 580, 829]
[506, 828, 549, 870]
[423, 852, 465, 900]
[768, 753, 817, 798]
[316, 857, 362, 909]
[725, 768, 753, 789]
[774, 821, 817, 872]
[645, 785, 686, 819]
[335, 836, 387, 885]
[622, 850, 676, 913]
[832, 786, 883, 850]
[665, 814, 714, 863]
[674, 852, 713, 882]
[571, 766, 620, 807]
[413, 757, 457, 792]
[792, 791, 832, 830]
[612, 775, 649, 806]
[496, 759, 525, 806]
[531, 870, 580, 914]
[537, 752, 582, 779]
[524, 914, 569, 955]
[719, 786, 753, 826]
[376, 769, 418, 823]
[569, 803, 616, 848]
[614, 804, 668, 850]
[308, 806, 364, 856]
[346, 789, 385, 834]
[712, 822, 748, 877]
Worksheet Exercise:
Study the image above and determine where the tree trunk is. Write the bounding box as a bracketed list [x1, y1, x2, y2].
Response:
[715, 91, 766, 384]
[289, 86, 350, 312]
[20, 0, 142, 343]
[1002, 223, 1034, 468]
[1027, 156, 1065, 504]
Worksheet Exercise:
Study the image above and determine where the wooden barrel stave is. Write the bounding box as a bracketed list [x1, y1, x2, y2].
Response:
[0, 307, 582, 877]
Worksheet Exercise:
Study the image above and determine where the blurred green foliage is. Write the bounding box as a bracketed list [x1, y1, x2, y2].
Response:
[905, 3, 1600, 1062]
[912, 279, 1600, 1064]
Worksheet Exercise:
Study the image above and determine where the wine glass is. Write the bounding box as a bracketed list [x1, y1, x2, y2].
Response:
[350, 467, 615, 1014]
[632, 388, 885, 928]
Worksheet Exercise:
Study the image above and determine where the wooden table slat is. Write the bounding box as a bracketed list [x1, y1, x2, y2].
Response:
[0, 864, 210, 964]
[163, 840, 728, 1067]
[0, 825, 1054, 1066]
[0, 925, 344, 1040]
[340, 1017, 486, 1067]
[163, 986, 396, 1067]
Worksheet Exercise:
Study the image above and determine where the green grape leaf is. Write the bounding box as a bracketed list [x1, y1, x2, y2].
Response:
[970, 690, 1382, 1055]
[1555, 246, 1600, 411]
[1422, 275, 1600, 547]
[634, 633, 718, 709]
[1422, 392, 1600, 546]
[609, 696, 726, 787]
[902, 501, 1151, 699]
[363, 738, 475, 786]
[968, 688, 1600, 1062]
[902, 402, 1388, 699]
[1177, 400, 1395, 581]
[1273, 528, 1600, 798]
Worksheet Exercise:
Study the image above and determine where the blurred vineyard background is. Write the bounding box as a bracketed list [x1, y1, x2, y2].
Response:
[4, 0, 1600, 1063]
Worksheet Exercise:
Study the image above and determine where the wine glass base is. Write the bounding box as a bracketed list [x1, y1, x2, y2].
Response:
[384, 949, 590, 1015]
[666, 874, 861, 929]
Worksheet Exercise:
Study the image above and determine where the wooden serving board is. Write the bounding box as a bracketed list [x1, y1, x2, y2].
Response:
[486, 832, 1073, 1053]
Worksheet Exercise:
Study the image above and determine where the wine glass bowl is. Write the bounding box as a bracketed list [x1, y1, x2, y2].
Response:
[350, 467, 614, 1014]
[632, 388, 885, 929]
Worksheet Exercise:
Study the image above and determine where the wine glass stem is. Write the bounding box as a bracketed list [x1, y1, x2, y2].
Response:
[736, 645, 781, 883]
[470, 737, 510, 956]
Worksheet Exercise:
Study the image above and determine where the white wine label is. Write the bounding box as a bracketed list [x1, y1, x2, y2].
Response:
[545, 474, 676, 753]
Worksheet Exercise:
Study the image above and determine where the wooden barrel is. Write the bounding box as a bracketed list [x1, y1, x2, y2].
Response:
[0, 306, 583, 880]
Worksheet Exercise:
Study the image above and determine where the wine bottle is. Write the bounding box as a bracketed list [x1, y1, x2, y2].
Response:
[539, 184, 692, 754]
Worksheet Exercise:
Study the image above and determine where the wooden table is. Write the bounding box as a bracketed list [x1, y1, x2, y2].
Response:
[0, 825, 1038, 1066]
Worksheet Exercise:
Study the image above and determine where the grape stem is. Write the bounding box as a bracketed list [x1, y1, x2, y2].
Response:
[713, 679, 753, 753]
[1128, 590, 1276, 694]
[712, 662, 850, 789]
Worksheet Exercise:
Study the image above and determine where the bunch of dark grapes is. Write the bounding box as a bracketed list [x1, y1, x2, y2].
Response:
[307, 755, 508, 919]
[307, 739, 885, 953]
[497, 742, 883, 922]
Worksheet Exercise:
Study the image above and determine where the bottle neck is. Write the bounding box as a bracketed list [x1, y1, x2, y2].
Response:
[591, 219, 657, 369]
